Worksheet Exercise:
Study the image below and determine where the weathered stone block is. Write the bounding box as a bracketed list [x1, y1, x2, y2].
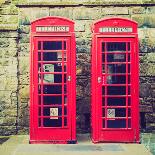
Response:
[19, 74, 29, 85]
[18, 43, 30, 54]
[0, 108, 17, 117]
[140, 83, 152, 97]
[0, 48, 17, 58]
[140, 105, 153, 112]
[19, 85, 29, 103]
[0, 57, 17, 67]
[132, 14, 155, 27]
[0, 31, 18, 38]
[0, 117, 16, 126]
[19, 25, 30, 34]
[140, 63, 155, 76]
[130, 7, 145, 14]
[140, 53, 155, 63]
[75, 20, 85, 32]
[138, 28, 147, 39]
[139, 37, 155, 53]
[101, 7, 129, 15]
[19, 34, 30, 43]
[146, 28, 155, 38]
[0, 4, 18, 15]
[50, 7, 73, 19]
[19, 57, 29, 75]
[73, 7, 101, 20]
[146, 113, 155, 123]
[0, 126, 16, 135]
[17, 126, 29, 134]
[19, 7, 49, 25]
[146, 6, 155, 14]
[0, 24, 18, 30]
[77, 53, 90, 75]
[0, 15, 18, 24]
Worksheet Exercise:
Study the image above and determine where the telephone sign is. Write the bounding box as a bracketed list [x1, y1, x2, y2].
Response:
[91, 17, 139, 143]
[30, 17, 76, 144]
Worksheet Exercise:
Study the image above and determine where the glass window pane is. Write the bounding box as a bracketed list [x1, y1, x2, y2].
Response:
[107, 42, 126, 52]
[43, 107, 62, 116]
[43, 52, 62, 61]
[43, 85, 62, 94]
[115, 108, 126, 117]
[107, 108, 127, 118]
[107, 75, 126, 84]
[102, 53, 105, 62]
[107, 64, 126, 74]
[102, 108, 105, 117]
[128, 108, 131, 117]
[107, 54, 126, 62]
[64, 41, 66, 50]
[42, 63, 62, 72]
[38, 118, 41, 127]
[64, 106, 67, 115]
[128, 97, 131, 106]
[102, 87, 105, 95]
[128, 119, 131, 128]
[102, 97, 105, 106]
[39, 74, 66, 84]
[107, 119, 126, 128]
[102, 42, 105, 52]
[43, 96, 62, 105]
[43, 117, 62, 127]
[64, 117, 67, 126]
[38, 52, 41, 61]
[43, 41, 62, 50]
[102, 119, 105, 128]
[38, 41, 41, 50]
[107, 86, 126, 95]
[107, 97, 126, 106]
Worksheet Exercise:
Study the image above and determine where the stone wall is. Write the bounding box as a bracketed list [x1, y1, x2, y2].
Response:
[0, 0, 155, 135]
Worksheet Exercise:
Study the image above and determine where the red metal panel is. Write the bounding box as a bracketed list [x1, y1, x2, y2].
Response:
[91, 17, 139, 143]
[30, 17, 76, 144]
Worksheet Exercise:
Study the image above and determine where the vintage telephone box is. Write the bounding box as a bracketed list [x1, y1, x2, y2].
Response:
[30, 17, 76, 144]
[91, 17, 139, 143]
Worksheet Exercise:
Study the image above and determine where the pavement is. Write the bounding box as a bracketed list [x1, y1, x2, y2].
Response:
[0, 134, 153, 155]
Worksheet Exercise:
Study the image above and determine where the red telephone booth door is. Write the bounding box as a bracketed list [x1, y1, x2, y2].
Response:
[91, 18, 139, 143]
[97, 38, 139, 142]
[30, 17, 76, 144]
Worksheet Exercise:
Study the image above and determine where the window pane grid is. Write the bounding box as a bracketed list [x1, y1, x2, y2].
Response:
[37, 40, 68, 128]
[102, 41, 132, 129]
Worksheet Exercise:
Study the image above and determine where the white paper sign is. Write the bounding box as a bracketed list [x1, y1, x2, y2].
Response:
[43, 64, 54, 83]
[50, 108, 58, 119]
[107, 109, 115, 118]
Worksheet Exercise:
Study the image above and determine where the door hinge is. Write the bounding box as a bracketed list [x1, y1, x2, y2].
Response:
[68, 76, 71, 81]
[98, 77, 101, 83]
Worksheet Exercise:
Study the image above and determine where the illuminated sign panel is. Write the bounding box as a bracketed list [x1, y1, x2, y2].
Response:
[99, 27, 133, 33]
[36, 26, 69, 32]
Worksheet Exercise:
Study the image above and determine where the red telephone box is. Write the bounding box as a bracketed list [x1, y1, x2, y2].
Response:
[91, 17, 139, 143]
[30, 17, 76, 144]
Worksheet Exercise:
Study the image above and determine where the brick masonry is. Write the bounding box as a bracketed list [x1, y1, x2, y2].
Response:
[0, 0, 155, 135]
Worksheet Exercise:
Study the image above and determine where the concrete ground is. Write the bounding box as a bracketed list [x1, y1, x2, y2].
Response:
[0, 134, 153, 155]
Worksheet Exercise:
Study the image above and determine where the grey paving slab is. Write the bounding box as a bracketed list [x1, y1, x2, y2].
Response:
[0, 134, 153, 155]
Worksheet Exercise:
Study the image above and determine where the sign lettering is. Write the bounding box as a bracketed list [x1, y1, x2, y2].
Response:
[36, 26, 69, 32]
[99, 27, 132, 33]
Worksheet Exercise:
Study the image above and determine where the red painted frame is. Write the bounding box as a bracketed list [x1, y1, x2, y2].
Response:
[91, 17, 139, 143]
[30, 17, 76, 144]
